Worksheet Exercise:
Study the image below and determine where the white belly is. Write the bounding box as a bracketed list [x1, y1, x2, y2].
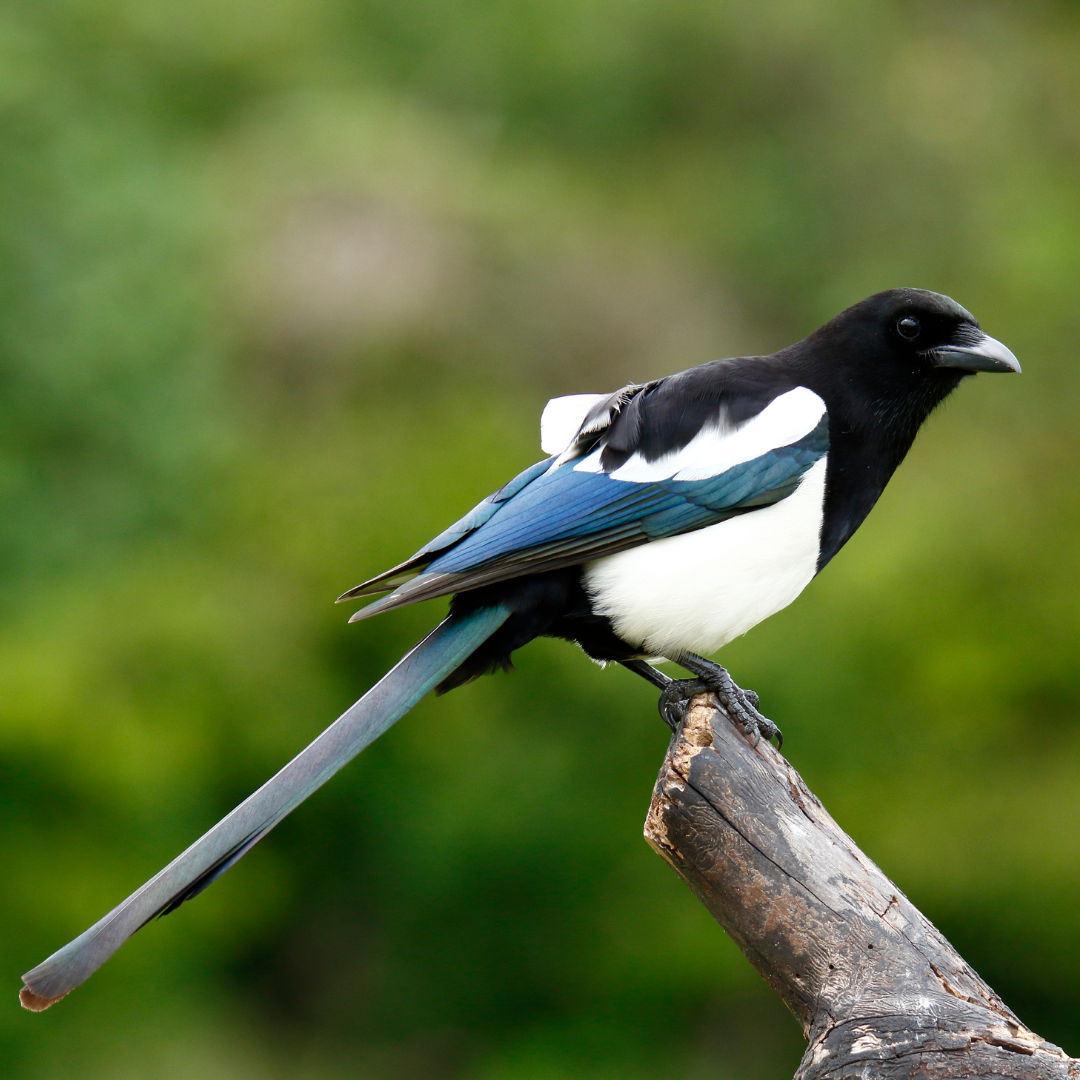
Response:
[582, 457, 827, 658]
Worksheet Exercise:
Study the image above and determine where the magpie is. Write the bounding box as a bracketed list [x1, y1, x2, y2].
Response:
[20, 288, 1020, 1010]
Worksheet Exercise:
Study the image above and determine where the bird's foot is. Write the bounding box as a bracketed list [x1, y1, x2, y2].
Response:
[657, 678, 709, 732]
[672, 655, 783, 749]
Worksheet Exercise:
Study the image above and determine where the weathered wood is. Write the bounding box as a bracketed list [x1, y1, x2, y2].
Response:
[645, 694, 1080, 1080]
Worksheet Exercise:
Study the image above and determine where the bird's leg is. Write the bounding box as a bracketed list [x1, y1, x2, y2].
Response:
[673, 653, 783, 749]
[619, 658, 672, 691]
[619, 659, 693, 734]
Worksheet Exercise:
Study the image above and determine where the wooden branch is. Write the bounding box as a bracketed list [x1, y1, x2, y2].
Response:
[645, 694, 1080, 1080]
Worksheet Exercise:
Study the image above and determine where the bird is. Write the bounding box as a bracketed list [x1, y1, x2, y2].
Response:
[19, 288, 1020, 1010]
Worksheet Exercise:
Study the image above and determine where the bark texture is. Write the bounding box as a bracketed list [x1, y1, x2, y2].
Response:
[645, 694, 1080, 1080]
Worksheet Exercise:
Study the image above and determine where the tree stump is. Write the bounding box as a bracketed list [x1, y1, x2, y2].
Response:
[645, 694, 1080, 1080]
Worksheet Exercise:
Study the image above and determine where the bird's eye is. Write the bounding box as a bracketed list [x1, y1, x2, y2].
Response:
[897, 316, 920, 340]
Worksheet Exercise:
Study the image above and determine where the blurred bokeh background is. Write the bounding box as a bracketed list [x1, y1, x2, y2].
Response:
[0, 0, 1078, 1076]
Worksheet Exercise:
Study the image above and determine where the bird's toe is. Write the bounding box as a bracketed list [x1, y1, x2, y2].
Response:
[657, 678, 709, 732]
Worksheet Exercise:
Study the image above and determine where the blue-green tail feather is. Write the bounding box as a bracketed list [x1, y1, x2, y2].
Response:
[19, 605, 511, 1010]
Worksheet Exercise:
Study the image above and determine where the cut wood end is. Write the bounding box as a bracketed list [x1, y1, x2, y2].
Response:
[19, 984, 69, 1011]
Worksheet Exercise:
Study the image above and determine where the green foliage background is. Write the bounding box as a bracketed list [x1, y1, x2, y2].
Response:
[1, 1, 1078, 1076]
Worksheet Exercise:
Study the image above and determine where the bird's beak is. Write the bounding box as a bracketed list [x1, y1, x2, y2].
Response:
[931, 331, 1021, 374]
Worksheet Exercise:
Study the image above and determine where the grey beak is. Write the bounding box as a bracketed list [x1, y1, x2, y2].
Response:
[932, 331, 1021, 374]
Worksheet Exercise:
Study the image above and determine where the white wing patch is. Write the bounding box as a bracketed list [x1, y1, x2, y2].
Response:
[540, 394, 607, 455]
[573, 386, 826, 483]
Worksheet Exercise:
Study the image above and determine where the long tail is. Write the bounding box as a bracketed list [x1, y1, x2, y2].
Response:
[19, 605, 511, 1011]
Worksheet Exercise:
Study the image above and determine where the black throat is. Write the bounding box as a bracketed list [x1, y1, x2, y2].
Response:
[783, 343, 967, 570]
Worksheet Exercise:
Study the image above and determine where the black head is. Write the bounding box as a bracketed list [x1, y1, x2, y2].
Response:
[794, 288, 1020, 437]
[785, 289, 1020, 569]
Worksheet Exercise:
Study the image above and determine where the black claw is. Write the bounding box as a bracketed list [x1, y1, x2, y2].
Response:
[657, 678, 708, 732]
[672, 654, 784, 751]
[624, 658, 781, 747]
[657, 690, 678, 732]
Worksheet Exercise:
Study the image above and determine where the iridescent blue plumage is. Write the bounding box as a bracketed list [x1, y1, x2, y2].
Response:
[428, 417, 829, 576]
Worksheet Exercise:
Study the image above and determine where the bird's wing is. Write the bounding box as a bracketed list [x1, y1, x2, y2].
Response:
[345, 382, 829, 619]
[338, 457, 557, 599]
[337, 384, 649, 600]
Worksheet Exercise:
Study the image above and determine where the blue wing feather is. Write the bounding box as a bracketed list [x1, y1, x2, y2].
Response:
[428, 417, 828, 574]
[347, 397, 829, 617]
[411, 456, 555, 560]
[338, 456, 557, 599]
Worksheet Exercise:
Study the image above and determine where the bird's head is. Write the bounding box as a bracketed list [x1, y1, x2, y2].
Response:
[839, 288, 1020, 374]
[797, 288, 1020, 435]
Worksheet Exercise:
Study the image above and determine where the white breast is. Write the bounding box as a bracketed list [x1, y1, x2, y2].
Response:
[582, 456, 828, 659]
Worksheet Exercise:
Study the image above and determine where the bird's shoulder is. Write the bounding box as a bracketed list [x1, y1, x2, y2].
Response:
[550, 354, 813, 472]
